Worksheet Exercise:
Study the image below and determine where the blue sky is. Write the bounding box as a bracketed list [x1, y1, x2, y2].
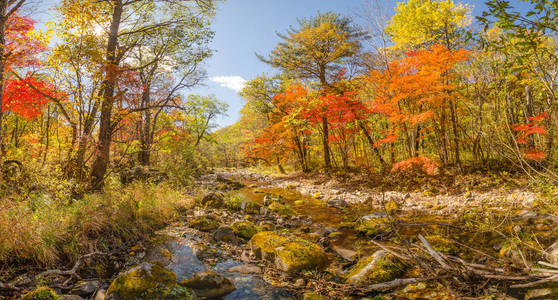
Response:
[29, 0, 529, 128]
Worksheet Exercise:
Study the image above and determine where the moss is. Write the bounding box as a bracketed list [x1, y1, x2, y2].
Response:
[384, 200, 400, 215]
[107, 262, 194, 300]
[354, 218, 389, 237]
[275, 239, 329, 273]
[189, 215, 220, 232]
[346, 251, 406, 285]
[200, 192, 225, 208]
[22, 287, 59, 300]
[302, 292, 329, 300]
[267, 202, 295, 216]
[231, 221, 259, 240]
[249, 231, 286, 260]
[425, 235, 458, 255]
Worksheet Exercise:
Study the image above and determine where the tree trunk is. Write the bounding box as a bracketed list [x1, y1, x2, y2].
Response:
[139, 88, 151, 166]
[449, 99, 460, 167]
[359, 122, 386, 170]
[90, 0, 123, 191]
[322, 115, 331, 169]
[0, 1, 8, 178]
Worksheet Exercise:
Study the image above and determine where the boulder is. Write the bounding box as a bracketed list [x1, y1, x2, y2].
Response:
[189, 215, 221, 232]
[213, 226, 236, 242]
[200, 193, 225, 208]
[249, 231, 328, 274]
[179, 271, 235, 299]
[107, 262, 196, 300]
[250, 231, 287, 260]
[274, 239, 329, 273]
[346, 250, 406, 286]
[22, 287, 59, 300]
[231, 221, 259, 240]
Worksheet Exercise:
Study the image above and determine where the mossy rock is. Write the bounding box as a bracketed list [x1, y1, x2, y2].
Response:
[189, 215, 221, 232]
[231, 221, 259, 240]
[249, 231, 328, 273]
[354, 217, 390, 237]
[275, 239, 329, 273]
[267, 202, 295, 216]
[22, 287, 59, 300]
[200, 192, 225, 208]
[424, 235, 458, 255]
[249, 231, 287, 260]
[346, 250, 406, 286]
[302, 292, 329, 300]
[107, 262, 196, 300]
[241, 201, 263, 214]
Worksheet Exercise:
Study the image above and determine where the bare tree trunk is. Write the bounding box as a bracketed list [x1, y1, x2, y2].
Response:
[449, 100, 461, 167]
[90, 0, 123, 190]
[0, 1, 8, 178]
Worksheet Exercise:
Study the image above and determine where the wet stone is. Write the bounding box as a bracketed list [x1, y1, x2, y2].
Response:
[226, 264, 262, 274]
[70, 280, 102, 297]
[213, 226, 236, 242]
[327, 198, 348, 208]
[179, 271, 235, 299]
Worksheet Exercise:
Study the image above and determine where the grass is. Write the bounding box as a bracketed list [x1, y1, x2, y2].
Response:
[0, 181, 194, 269]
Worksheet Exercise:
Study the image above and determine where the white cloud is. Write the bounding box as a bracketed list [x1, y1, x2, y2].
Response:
[210, 75, 247, 92]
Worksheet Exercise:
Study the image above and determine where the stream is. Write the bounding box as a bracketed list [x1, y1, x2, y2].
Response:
[141, 171, 558, 299]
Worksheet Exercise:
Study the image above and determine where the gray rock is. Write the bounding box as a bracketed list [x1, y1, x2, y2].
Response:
[70, 280, 101, 297]
[327, 198, 348, 208]
[213, 226, 236, 242]
[179, 271, 235, 299]
[333, 247, 357, 261]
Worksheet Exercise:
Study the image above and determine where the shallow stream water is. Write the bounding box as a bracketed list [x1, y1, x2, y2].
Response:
[149, 174, 558, 299]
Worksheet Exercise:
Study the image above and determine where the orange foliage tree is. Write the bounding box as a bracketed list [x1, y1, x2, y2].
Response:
[368, 44, 469, 174]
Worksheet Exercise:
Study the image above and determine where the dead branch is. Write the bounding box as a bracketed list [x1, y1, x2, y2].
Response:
[0, 252, 108, 291]
[367, 277, 431, 291]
